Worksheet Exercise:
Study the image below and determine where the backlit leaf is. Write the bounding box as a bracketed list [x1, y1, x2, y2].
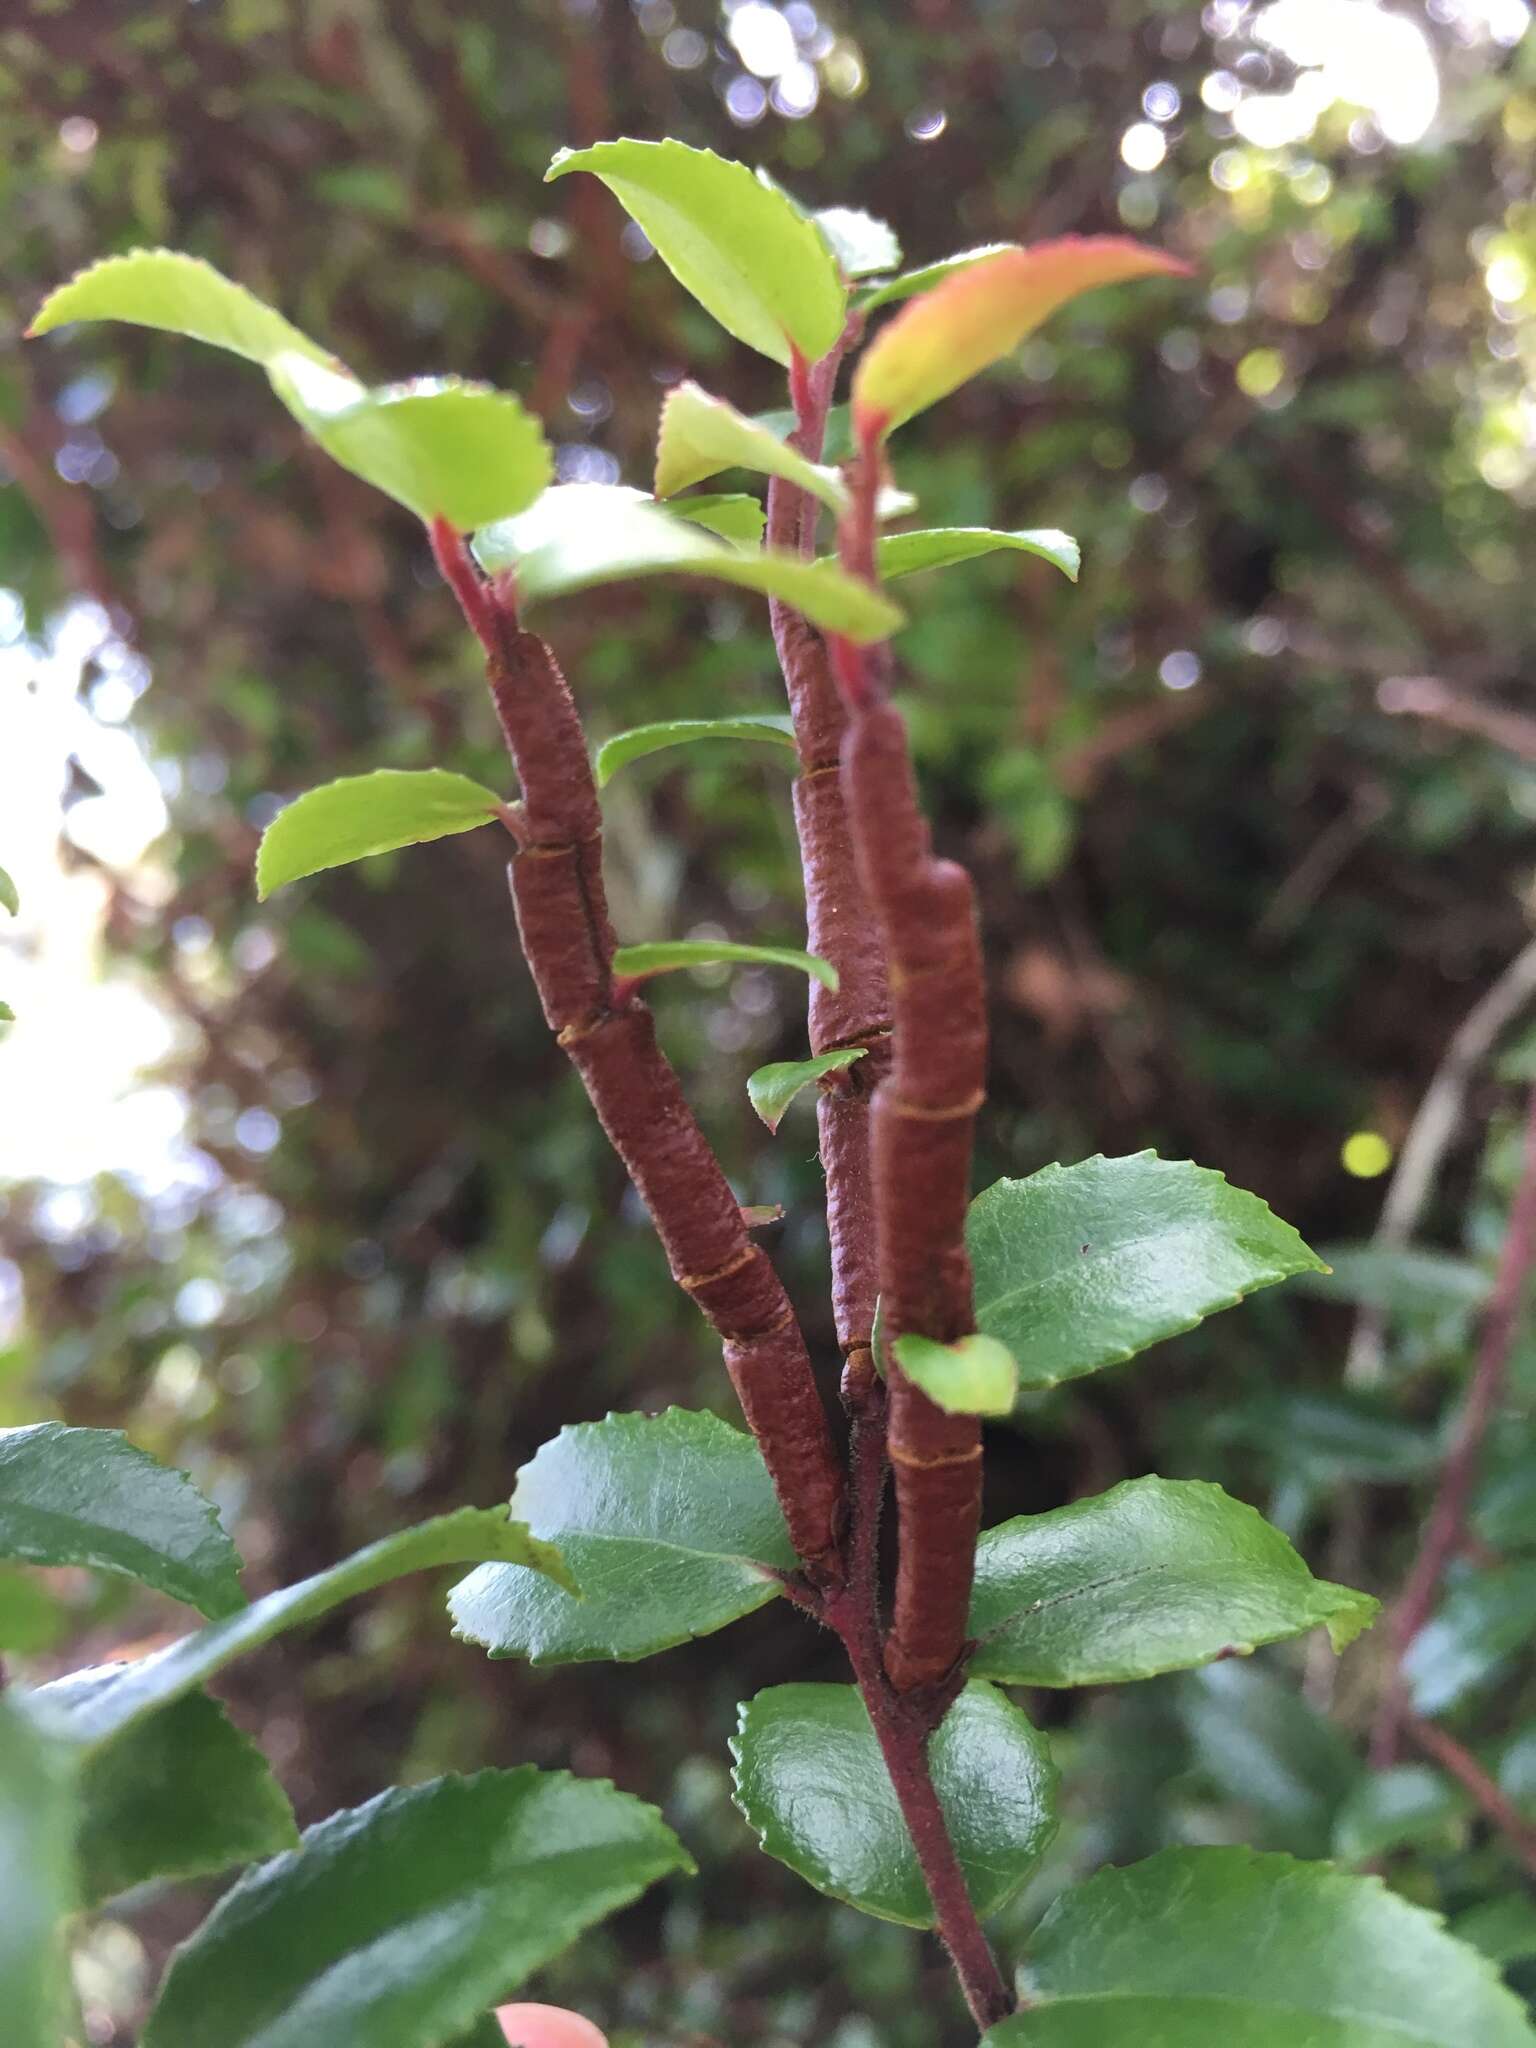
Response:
[256, 768, 503, 900]
[815, 207, 902, 279]
[0, 867, 17, 917]
[655, 381, 846, 512]
[746, 1047, 866, 1133]
[853, 244, 1021, 316]
[875, 526, 1080, 583]
[891, 1332, 1019, 1416]
[29, 247, 332, 367]
[666, 492, 766, 545]
[614, 939, 837, 992]
[595, 715, 795, 788]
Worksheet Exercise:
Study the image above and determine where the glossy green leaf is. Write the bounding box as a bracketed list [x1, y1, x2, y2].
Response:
[1405, 1560, 1536, 1715]
[21, 1506, 570, 1753]
[69, 1681, 297, 1907]
[142, 1768, 692, 2048]
[892, 1332, 1019, 1416]
[968, 1153, 1326, 1390]
[0, 1422, 244, 1618]
[875, 526, 1080, 583]
[613, 939, 837, 992]
[666, 492, 766, 545]
[853, 244, 1021, 316]
[450, 1408, 793, 1664]
[968, 1477, 1377, 1687]
[475, 486, 903, 643]
[594, 714, 795, 789]
[0, 1695, 74, 2048]
[656, 381, 847, 512]
[0, 866, 17, 917]
[731, 1680, 1056, 1928]
[1177, 1662, 1359, 1858]
[29, 247, 333, 367]
[1332, 1764, 1468, 1866]
[984, 1847, 1536, 2047]
[746, 1046, 866, 1133]
[547, 139, 845, 365]
[267, 353, 552, 528]
[816, 207, 902, 279]
[255, 768, 503, 900]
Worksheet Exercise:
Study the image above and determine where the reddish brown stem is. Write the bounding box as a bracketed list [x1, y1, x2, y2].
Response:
[1374, 1083, 1536, 1764]
[430, 520, 845, 1569]
[1405, 1716, 1536, 1878]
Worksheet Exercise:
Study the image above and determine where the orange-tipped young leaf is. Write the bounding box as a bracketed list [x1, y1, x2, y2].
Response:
[852, 237, 1191, 439]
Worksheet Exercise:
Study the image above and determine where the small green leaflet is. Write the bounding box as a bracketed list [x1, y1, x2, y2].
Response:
[141, 1768, 693, 2048]
[595, 714, 796, 788]
[656, 381, 847, 513]
[614, 939, 837, 992]
[667, 492, 766, 545]
[732, 1680, 1056, 1928]
[891, 1332, 1019, 1416]
[255, 768, 504, 899]
[746, 1046, 867, 1133]
[547, 138, 845, 366]
[853, 243, 1022, 316]
[815, 207, 902, 279]
[0, 1696, 74, 2048]
[0, 866, 17, 917]
[875, 527, 1080, 583]
[0, 1422, 244, 1619]
[983, 1847, 1536, 2047]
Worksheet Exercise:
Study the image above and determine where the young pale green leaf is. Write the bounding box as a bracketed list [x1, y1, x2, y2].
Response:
[0, 1422, 244, 1618]
[983, 1847, 1536, 2048]
[1405, 1559, 1536, 1716]
[68, 1681, 297, 1908]
[0, 1695, 74, 2048]
[0, 1002, 13, 1023]
[853, 238, 1191, 437]
[256, 768, 504, 900]
[655, 381, 846, 512]
[853, 243, 1021, 316]
[594, 714, 795, 789]
[0, 866, 17, 916]
[474, 486, 903, 643]
[614, 939, 838, 991]
[547, 139, 845, 365]
[1177, 1662, 1359, 1859]
[815, 207, 902, 279]
[142, 1768, 692, 2048]
[1331, 1764, 1468, 1867]
[875, 526, 1080, 583]
[450, 1408, 793, 1664]
[28, 247, 334, 367]
[666, 492, 766, 545]
[968, 1152, 1325, 1390]
[746, 1046, 867, 1133]
[967, 1477, 1377, 1689]
[21, 1506, 570, 1754]
[731, 1680, 1056, 1928]
[891, 1332, 1019, 1416]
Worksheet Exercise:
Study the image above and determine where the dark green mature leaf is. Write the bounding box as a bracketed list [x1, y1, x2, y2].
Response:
[142, 1768, 692, 2048]
[255, 769, 503, 899]
[613, 940, 837, 992]
[22, 1506, 570, 1753]
[1177, 1662, 1359, 1859]
[450, 1409, 793, 1663]
[666, 492, 766, 545]
[853, 244, 1021, 316]
[892, 1332, 1019, 1416]
[815, 207, 902, 279]
[731, 1681, 1056, 1928]
[1332, 1764, 1468, 1865]
[547, 139, 845, 365]
[0, 1422, 244, 1618]
[875, 526, 1080, 583]
[69, 1681, 297, 1907]
[984, 1847, 1536, 2047]
[0, 866, 17, 917]
[594, 714, 795, 789]
[0, 1695, 74, 2048]
[1405, 1560, 1536, 1715]
[746, 1047, 866, 1133]
[656, 381, 846, 512]
[29, 247, 333, 366]
[968, 1153, 1325, 1389]
[968, 1478, 1376, 1687]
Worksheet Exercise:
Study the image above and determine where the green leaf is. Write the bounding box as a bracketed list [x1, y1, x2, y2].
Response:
[1331, 1764, 1468, 1866]
[984, 1847, 1536, 2047]
[0, 1695, 74, 2048]
[267, 354, 552, 528]
[853, 244, 1021, 316]
[547, 139, 845, 365]
[1297, 1243, 1491, 1316]
[666, 492, 766, 545]
[1177, 1662, 1359, 1859]
[142, 1767, 692, 2048]
[1405, 1560, 1536, 1715]
[892, 1332, 1019, 1416]
[69, 1681, 297, 1907]
[256, 769, 504, 900]
[875, 526, 1080, 583]
[29, 247, 334, 367]
[0, 1422, 244, 1618]
[613, 939, 837, 992]
[594, 714, 795, 789]
[967, 1477, 1377, 1687]
[1216, 1391, 1439, 1485]
[756, 401, 854, 464]
[0, 1567, 65, 1653]
[815, 207, 902, 279]
[746, 1046, 867, 1133]
[1475, 1460, 1536, 1551]
[731, 1680, 1056, 1928]
[0, 1002, 13, 1023]
[475, 486, 903, 643]
[656, 381, 847, 512]
[21, 1506, 570, 1754]
[968, 1153, 1326, 1390]
[0, 866, 17, 917]
[1453, 1895, 1536, 1967]
[450, 1408, 793, 1664]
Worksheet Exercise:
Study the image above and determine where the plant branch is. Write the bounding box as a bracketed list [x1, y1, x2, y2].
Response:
[1405, 1715, 1536, 1878]
[429, 518, 845, 1571]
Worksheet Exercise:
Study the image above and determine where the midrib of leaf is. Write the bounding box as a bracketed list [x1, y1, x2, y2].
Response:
[980, 1221, 1290, 1332]
[543, 1527, 783, 1575]
[978, 1563, 1168, 1641]
[1017, 1987, 1455, 2044]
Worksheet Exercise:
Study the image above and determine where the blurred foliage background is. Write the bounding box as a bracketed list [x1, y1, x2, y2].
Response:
[3, 1, 1536, 2041]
